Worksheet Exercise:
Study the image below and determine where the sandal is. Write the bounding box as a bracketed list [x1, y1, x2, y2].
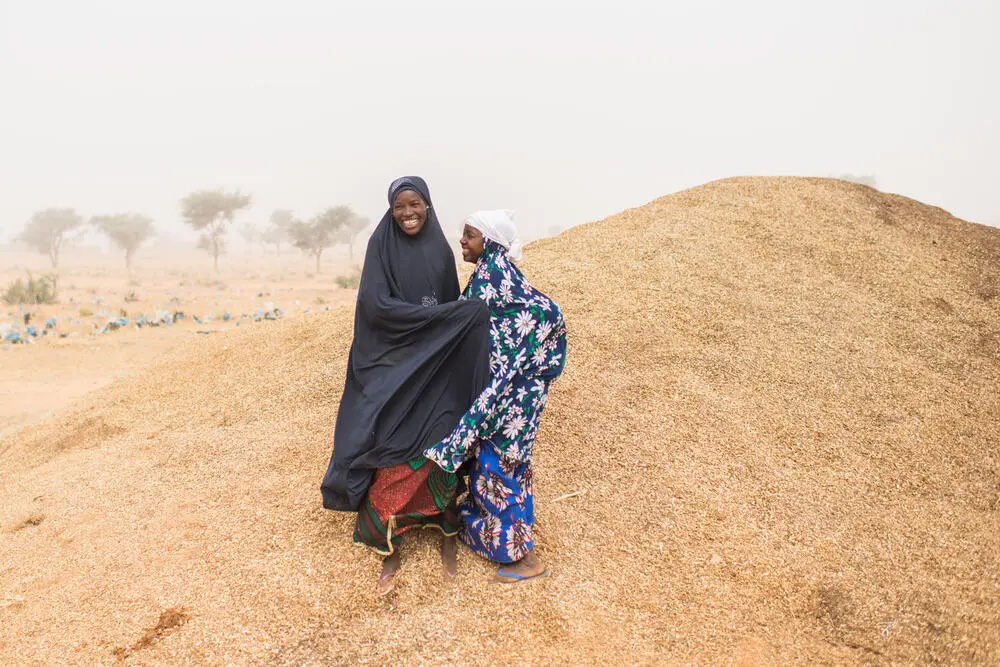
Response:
[492, 566, 549, 584]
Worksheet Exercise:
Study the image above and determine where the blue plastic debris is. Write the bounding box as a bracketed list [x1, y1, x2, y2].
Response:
[222, 313, 231, 322]
[99, 317, 130, 334]
[45, 316, 57, 329]
[25, 325, 37, 337]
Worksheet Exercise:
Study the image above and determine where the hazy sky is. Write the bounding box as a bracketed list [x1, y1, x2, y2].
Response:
[1, 0, 998, 247]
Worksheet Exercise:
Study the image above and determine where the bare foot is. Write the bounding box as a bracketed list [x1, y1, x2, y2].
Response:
[377, 550, 401, 595]
[440, 535, 458, 578]
[492, 550, 546, 583]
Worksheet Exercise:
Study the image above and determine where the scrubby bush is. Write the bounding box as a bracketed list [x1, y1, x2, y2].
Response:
[334, 270, 361, 289]
[2, 273, 58, 305]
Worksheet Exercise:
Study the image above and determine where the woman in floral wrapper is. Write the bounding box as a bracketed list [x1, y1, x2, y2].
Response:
[425, 209, 567, 582]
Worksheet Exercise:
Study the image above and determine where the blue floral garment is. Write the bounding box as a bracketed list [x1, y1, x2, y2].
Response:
[426, 239, 566, 562]
[460, 437, 535, 563]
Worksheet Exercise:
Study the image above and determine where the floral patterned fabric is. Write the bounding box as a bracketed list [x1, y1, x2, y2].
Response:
[425, 240, 567, 472]
[425, 239, 566, 562]
[459, 437, 534, 563]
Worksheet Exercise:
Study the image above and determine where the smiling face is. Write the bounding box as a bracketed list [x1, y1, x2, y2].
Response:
[460, 224, 485, 263]
[392, 189, 428, 236]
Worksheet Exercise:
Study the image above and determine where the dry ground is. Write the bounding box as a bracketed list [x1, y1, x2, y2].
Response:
[0, 246, 358, 437]
[1, 177, 998, 664]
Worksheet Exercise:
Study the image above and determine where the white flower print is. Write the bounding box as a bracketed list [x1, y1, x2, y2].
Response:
[481, 468, 513, 508]
[535, 320, 553, 343]
[459, 429, 477, 452]
[503, 414, 528, 440]
[496, 253, 508, 270]
[505, 442, 524, 462]
[499, 280, 514, 302]
[505, 519, 532, 561]
[479, 515, 502, 550]
[531, 346, 548, 366]
[499, 455, 518, 476]
[480, 283, 498, 303]
[475, 385, 495, 413]
[515, 386, 528, 402]
[536, 296, 551, 311]
[490, 350, 509, 375]
[514, 311, 535, 337]
[531, 379, 547, 394]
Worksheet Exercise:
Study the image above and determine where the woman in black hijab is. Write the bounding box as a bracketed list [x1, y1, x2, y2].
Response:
[321, 176, 490, 594]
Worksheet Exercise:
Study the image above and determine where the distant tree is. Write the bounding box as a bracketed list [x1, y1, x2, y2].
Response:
[90, 213, 155, 276]
[265, 208, 294, 255]
[261, 226, 285, 255]
[197, 233, 225, 259]
[17, 208, 84, 270]
[334, 208, 369, 260]
[289, 206, 352, 274]
[239, 222, 261, 249]
[180, 189, 251, 272]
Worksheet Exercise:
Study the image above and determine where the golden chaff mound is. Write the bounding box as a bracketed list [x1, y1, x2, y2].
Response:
[1, 177, 998, 663]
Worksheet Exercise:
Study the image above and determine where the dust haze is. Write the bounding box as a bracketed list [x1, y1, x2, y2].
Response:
[1, 0, 998, 261]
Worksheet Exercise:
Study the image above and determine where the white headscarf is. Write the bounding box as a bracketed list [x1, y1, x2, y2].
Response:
[465, 209, 523, 261]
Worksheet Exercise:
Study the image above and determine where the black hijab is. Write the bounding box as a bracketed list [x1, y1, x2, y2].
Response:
[320, 176, 490, 511]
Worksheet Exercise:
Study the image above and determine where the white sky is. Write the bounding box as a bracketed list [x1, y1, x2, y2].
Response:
[1, 0, 998, 246]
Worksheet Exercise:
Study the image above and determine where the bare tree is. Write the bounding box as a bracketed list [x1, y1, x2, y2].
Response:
[289, 207, 351, 274]
[91, 213, 155, 277]
[180, 189, 252, 272]
[17, 208, 84, 270]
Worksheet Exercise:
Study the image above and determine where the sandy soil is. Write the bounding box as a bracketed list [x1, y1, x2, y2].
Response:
[1, 178, 998, 664]
[0, 245, 359, 437]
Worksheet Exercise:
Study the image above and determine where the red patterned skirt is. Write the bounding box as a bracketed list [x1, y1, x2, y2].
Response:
[353, 456, 459, 555]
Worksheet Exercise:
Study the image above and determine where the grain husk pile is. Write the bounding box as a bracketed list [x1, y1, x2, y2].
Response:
[1, 177, 998, 664]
